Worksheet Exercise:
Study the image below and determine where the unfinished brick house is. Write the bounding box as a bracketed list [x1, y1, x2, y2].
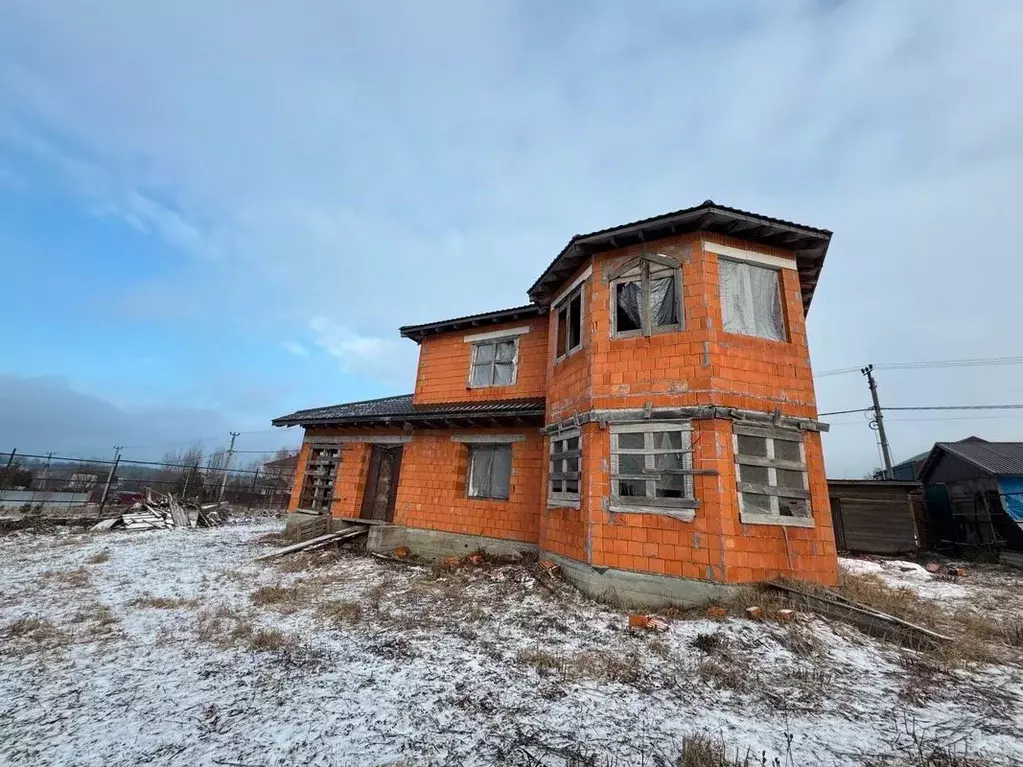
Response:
[274, 200, 839, 604]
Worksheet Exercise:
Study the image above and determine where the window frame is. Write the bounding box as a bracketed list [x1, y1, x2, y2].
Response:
[718, 257, 787, 342]
[467, 336, 520, 389]
[610, 255, 683, 338]
[298, 445, 341, 513]
[732, 424, 813, 527]
[466, 443, 513, 501]
[554, 286, 584, 363]
[548, 427, 581, 508]
[609, 421, 698, 520]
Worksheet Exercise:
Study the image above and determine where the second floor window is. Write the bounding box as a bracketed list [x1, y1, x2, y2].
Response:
[613, 259, 681, 336]
[719, 259, 785, 341]
[555, 287, 583, 361]
[470, 339, 517, 387]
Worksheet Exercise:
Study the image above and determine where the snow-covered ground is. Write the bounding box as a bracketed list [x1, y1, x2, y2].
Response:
[0, 523, 1021, 766]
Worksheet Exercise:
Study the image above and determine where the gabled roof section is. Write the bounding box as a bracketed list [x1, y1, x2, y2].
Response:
[918, 439, 1023, 481]
[527, 200, 832, 314]
[399, 304, 543, 343]
[272, 394, 545, 428]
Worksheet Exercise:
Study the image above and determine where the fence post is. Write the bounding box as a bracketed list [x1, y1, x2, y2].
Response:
[4, 449, 15, 469]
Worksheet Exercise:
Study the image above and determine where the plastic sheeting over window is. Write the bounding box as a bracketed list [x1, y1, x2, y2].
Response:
[719, 259, 785, 341]
[613, 259, 680, 336]
[468, 445, 512, 500]
[470, 339, 517, 387]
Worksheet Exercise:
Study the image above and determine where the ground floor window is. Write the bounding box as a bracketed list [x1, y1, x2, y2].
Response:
[299, 445, 340, 512]
[733, 425, 812, 525]
[609, 422, 696, 515]
[548, 428, 580, 506]
[467, 444, 512, 500]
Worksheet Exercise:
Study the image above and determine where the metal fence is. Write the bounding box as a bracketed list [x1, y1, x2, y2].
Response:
[0, 449, 294, 514]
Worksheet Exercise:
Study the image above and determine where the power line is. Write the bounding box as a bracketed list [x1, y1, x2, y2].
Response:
[820, 403, 1023, 417]
[816, 355, 1023, 378]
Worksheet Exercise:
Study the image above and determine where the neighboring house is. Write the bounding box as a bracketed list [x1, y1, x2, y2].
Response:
[917, 438, 1023, 551]
[878, 436, 986, 481]
[273, 200, 840, 604]
[826, 479, 922, 554]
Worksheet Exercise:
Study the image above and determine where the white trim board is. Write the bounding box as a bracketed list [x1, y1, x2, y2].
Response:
[462, 325, 531, 344]
[551, 265, 593, 307]
[702, 241, 797, 271]
[450, 434, 525, 444]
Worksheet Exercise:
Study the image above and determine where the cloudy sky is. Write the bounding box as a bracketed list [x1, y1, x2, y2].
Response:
[1, 1, 1021, 472]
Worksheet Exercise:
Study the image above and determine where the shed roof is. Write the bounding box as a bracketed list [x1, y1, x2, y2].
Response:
[918, 439, 1023, 480]
[272, 394, 545, 428]
[527, 199, 832, 313]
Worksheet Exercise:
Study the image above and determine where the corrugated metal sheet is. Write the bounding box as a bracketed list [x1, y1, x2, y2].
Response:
[827, 481, 919, 554]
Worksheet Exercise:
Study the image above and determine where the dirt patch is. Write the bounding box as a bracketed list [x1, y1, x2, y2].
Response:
[85, 550, 110, 565]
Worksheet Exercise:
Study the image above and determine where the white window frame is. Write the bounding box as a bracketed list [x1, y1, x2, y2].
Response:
[467, 443, 513, 501]
[548, 427, 581, 508]
[468, 337, 519, 388]
[554, 285, 584, 363]
[610, 254, 683, 338]
[718, 258, 787, 342]
[733, 425, 813, 527]
[609, 422, 697, 520]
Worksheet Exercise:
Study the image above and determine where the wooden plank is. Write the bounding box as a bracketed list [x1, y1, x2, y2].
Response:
[255, 526, 367, 561]
[765, 580, 951, 647]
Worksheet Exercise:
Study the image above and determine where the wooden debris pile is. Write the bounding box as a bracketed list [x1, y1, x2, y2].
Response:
[91, 490, 231, 532]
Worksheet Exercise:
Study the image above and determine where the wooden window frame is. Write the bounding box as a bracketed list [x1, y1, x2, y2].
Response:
[468, 337, 520, 388]
[609, 422, 698, 520]
[733, 424, 813, 527]
[609, 254, 683, 338]
[548, 427, 581, 508]
[467, 444, 512, 501]
[298, 445, 341, 513]
[554, 286, 584, 363]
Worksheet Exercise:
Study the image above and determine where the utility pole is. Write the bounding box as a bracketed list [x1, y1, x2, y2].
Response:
[99, 446, 123, 513]
[4, 449, 16, 469]
[862, 365, 894, 479]
[218, 432, 240, 502]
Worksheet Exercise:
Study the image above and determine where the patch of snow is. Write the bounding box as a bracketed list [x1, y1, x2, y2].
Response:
[0, 524, 1019, 766]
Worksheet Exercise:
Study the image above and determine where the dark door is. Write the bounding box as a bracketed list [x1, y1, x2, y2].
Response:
[829, 496, 847, 551]
[361, 445, 403, 522]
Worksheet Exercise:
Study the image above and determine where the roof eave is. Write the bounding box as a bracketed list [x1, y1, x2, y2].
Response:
[527, 204, 831, 314]
[272, 408, 546, 429]
[399, 304, 544, 343]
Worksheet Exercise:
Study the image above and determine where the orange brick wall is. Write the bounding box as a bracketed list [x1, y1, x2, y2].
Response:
[289, 427, 544, 545]
[537, 233, 838, 586]
[413, 315, 549, 405]
[573, 419, 837, 585]
[393, 430, 544, 543]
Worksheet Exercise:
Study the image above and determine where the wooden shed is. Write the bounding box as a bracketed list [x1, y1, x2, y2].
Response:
[827, 479, 922, 554]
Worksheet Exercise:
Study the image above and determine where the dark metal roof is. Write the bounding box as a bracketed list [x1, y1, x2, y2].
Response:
[827, 478, 921, 487]
[272, 394, 545, 427]
[527, 199, 832, 314]
[920, 439, 1023, 479]
[399, 304, 543, 343]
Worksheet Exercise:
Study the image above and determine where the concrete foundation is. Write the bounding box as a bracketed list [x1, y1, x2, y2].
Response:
[366, 524, 538, 561]
[544, 552, 738, 609]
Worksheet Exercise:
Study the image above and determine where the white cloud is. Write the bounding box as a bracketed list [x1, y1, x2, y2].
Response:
[281, 341, 309, 358]
[1, 1, 1022, 473]
[309, 317, 416, 385]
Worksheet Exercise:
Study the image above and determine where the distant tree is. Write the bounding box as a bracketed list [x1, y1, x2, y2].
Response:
[0, 462, 33, 490]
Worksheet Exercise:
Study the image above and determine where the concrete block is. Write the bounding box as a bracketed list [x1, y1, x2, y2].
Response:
[366, 524, 538, 562]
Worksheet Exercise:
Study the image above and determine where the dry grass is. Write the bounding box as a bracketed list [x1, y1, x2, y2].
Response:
[250, 584, 310, 609]
[691, 632, 724, 654]
[84, 550, 110, 565]
[70, 603, 118, 627]
[248, 628, 297, 651]
[3, 616, 69, 651]
[517, 647, 645, 686]
[44, 567, 91, 588]
[317, 599, 364, 625]
[676, 733, 761, 767]
[131, 594, 196, 609]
